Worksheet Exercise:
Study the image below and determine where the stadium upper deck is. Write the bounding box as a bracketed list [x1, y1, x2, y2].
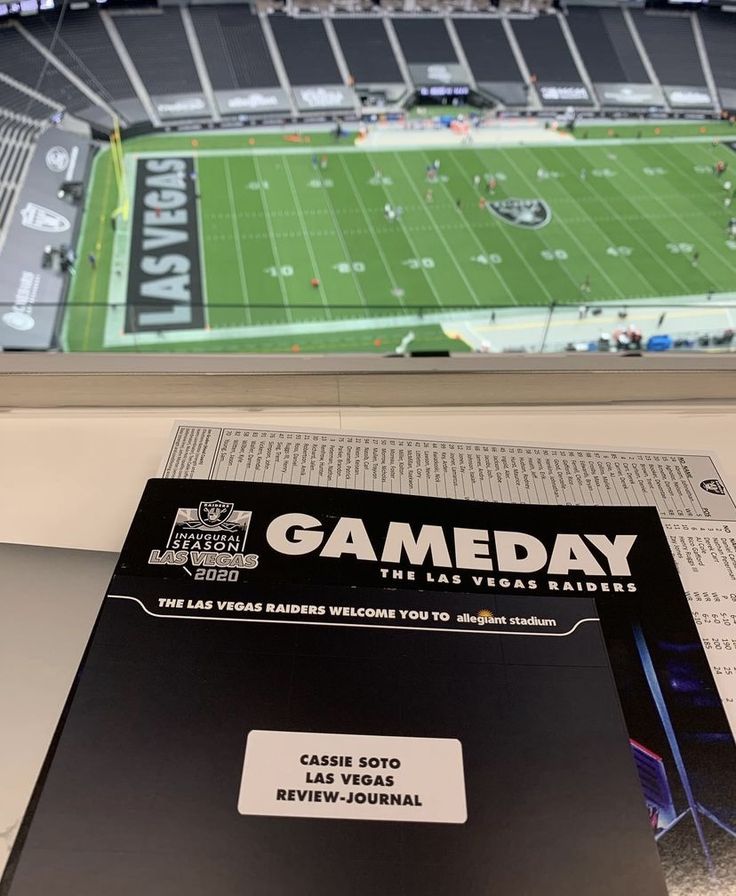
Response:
[1, 2, 735, 135]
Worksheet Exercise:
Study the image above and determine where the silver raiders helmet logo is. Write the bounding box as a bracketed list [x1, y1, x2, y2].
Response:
[488, 198, 551, 229]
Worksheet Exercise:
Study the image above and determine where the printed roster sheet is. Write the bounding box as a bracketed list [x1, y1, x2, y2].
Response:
[161, 423, 736, 734]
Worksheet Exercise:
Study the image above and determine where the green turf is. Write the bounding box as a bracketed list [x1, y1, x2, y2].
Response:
[65, 129, 736, 353]
[567, 120, 736, 140]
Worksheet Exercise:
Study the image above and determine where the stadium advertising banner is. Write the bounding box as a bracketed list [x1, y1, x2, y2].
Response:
[215, 88, 292, 116]
[152, 94, 212, 120]
[0, 129, 90, 350]
[595, 83, 665, 108]
[538, 83, 592, 106]
[720, 88, 736, 111]
[125, 157, 204, 334]
[293, 85, 357, 112]
[478, 81, 528, 107]
[3, 478, 735, 894]
[408, 63, 469, 87]
[663, 86, 714, 108]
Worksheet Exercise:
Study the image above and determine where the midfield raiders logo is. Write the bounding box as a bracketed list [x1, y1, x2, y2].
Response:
[148, 501, 258, 571]
[488, 198, 551, 229]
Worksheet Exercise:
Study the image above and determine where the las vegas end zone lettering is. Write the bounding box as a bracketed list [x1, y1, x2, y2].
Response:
[126, 157, 204, 333]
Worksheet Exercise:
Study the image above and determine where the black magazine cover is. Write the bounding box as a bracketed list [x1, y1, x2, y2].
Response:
[3, 480, 736, 896]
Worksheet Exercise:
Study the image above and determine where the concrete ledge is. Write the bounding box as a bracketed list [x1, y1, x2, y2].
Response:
[1, 353, 735, 408]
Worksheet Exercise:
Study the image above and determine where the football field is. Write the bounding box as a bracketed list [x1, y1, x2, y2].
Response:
[64, 126, 736, 353]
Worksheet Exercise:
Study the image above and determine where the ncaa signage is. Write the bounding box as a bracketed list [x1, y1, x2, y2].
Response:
[538, 84, 591, 105]
[293, 85, 356, 111]
[153, 94, 211, 120]
[216, 88, 291, 116]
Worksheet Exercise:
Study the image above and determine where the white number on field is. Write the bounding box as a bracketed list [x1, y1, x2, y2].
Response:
[537, 170, 561, 180]
[727, 240, 736, 251]
[368, 175, 393, 186]
[592, 168, 616, 178]
[334, 262, 366, 273]
[264, 265, 294, 277]
[484, 171, 507, 181]
[693, 164, 712, 174]
[643, 167, 666, 176]
[308, 178, 334, 188]
[606, 245, 632, 257]
[472, 253, 502, 265]
[403, 257, 435, 269]
[541, 249, 568, 261]
[247, 180, 269, 190]
[666, 242, 694, 254]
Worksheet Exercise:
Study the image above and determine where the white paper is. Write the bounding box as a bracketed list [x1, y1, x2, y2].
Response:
[160, 422, 736, 734]
[238, 730, 467, 823]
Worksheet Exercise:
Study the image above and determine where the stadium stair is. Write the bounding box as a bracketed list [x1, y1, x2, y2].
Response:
[698, 10, 736, 101]
[180, 6, 221, 124]
[621, 7, 670, 112]
[500, 16, 541, 109]
[99, 9, 159, 126]
[257, 11, 299, 115]
[690, 12, 721, 115]
[555, 10, 599, 110]
[0, 113, 41, 252]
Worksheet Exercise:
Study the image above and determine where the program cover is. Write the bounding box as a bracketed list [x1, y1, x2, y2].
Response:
[3, 480, 735, 896]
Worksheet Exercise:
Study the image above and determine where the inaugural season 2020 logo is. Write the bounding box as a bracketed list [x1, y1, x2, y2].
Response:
[148, 500, 258, 577]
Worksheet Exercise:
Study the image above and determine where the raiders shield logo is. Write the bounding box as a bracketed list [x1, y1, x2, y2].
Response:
[198, 500, 235, 528]
[488, 198, 551, 229]
[700, 479, 726, 496]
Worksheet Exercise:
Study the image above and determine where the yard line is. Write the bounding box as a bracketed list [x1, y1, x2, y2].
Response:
[462, 149, 558, 307]
[252, 155, 292, 322]
[131, 134, 726, 162]
[546, 148, 677, 295]
[223, 157, 251, 325]
[82, 149, 115, 351]
[338, 155, 407, 311]
[310, 164, 371, 310]
[366, 152, 445, 310]
[499, 149, 625, 301]
[421, 151, 518, 307]
[393, 153, 482, 307]
[281, 158, 333, 318]
[642, 143, 735, 279]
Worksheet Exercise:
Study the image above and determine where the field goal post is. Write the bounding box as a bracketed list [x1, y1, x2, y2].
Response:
[109, 115, 129, 223]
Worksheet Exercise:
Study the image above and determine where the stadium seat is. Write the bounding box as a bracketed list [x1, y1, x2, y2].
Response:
[191, 7, 280, 90]
[333, 18, 403, 84]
